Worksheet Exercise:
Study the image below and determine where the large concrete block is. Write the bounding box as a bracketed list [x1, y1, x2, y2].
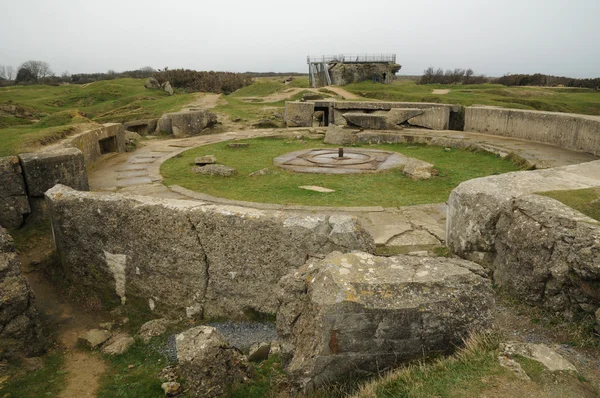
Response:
[19, 148, 89, 197]
[342, 112, 389, 129]
[277, 251, 494, 391]
[157, 110, 217, 137]
[284, 102, 314, 127]
[407, 107, 451, 130]
[0, 156, 30, 229]
[0, 227, 44, 359]
[45, 185, 375, 319]
[67, 123, 126, 166]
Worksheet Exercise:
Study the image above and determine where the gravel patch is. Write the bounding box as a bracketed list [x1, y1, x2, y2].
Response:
[209, 321, 278, 352]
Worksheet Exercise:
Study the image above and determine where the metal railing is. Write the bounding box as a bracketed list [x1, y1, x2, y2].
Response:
[307, 54, 396, 64]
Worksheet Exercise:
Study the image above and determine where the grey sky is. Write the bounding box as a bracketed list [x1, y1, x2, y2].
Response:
[1, 0, 599, 78]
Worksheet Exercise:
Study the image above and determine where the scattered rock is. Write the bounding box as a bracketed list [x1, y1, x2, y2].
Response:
[176, 326, 251, 397]
[403, 158, 437, 180]
[159, 365, 181, 382]
[500, 342, 577, 372]
[270, 341, 281, 356]
[323, 124, 357, 145]
[248, 342, 271, 362]
[299, 185, 335, 193]
[128, 364, 135, 369]
[253, 119, 280, 129]
[194, 155, 216, 165]
[444, 147, 452, 152]
[102, 333, 135, 355]
[78, 329, 112, 349]
[161, 382, 181, 396]
[144, 77, 161, 89]
[138, 318, 172, 344]
[191, 164, 237, 177]
[99, 322, 115, 331]
[277, 251, 494, 391]
[227, 143, 249, 148]
[498, 355, 531, 381]
[249, 168, 270, 177]
[232, 117, 242, 122]
[21, 356, 43, 371]
[161, 81, 174, 96]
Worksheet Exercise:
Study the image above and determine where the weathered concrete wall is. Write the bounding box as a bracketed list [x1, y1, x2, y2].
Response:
[64, 123, 126, 167]
[157, 110, 217, 137]
[446, 160, 600, 318]
[288, 101, 460, 130]
[45, 185, 375, 319]
[0, 227, 44, 359]
[0, 157, 30, 229]
[18, 148, 88, 197]
[464, 106, 600, 157]
[123, 119, 158, 136]
[284, 102, 314, 127]
[277, 251, 494, 391]
[329, 63, 401, 85]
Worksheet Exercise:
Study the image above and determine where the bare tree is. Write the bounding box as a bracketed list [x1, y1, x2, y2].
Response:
[0, 65, 16, 80]
[19, 60, 53, 80]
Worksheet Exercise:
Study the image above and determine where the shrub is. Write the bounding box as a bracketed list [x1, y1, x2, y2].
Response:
[152, 69, 253, 94]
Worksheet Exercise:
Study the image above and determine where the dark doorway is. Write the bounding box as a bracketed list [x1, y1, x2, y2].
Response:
[99, 136, 118, 154]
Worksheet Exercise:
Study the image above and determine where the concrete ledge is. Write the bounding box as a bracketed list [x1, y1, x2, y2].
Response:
[465, 106, 600, 157]
[46, 185, 375, 319]
[19, 148, 88, 197]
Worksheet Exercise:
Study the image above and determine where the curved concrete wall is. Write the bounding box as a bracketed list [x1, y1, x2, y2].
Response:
[465, 106, 600, 156]
[446, 160, 600, 318]
[45, 185, 374, 320]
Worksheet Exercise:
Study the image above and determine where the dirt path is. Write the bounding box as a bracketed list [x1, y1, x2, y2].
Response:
[181, 93, 222, 111]
[321, 85, 361, 99]
[21, 236, 108, 398]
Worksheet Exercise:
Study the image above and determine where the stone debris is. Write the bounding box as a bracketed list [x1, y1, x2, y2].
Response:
[191, 164, 237, 177]
[161, 382, 181, 396]
[277, 251, 494, 391]
[402, 158, 437, 180]
[138, 318, 173, 344]
[227, 143, 249, 148]
[498, 355, 531, 381]
[500, 342, 577, 372]
[323, 124, 357, 145]
[144, 77, 161, 89]
[299, 185, 335, 193]
[248, 168, 270, 177]
[157, 110, 217, 137]
[161, 81, 174, 96]
[248, 342, 271, 362]
[102, 333, 135, 355]
[176, 326, 251, 397]
[194, 155, 216, 165]
[78, 329, 112, 349]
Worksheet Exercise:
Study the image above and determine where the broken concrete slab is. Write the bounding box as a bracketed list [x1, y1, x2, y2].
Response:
[343, 112, 389, 130]
[277, 251, 494, 391]
[194, 155, 216, 165]
[78, 329, 112, 349]
[299, 186, 335, 193]
[386, 108, 424, 125]
[403, 158, 437, 180]
[157, 110, 217, 137]
[323, 124, 358, 145]
[284, 102, 314, 128]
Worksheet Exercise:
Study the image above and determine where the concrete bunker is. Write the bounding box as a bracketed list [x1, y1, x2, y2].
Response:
[99, 136, 118, 155]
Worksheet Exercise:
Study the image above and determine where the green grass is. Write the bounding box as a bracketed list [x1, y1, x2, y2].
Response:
[161, 138, 523, 207]
[0, 353, 67, 398]
[539, 187, 600, 221]
[344, 80, 600, 115]
[227, 355, 286, 398]
[0, 78, 196, 156]
[97, 337, 172, 398]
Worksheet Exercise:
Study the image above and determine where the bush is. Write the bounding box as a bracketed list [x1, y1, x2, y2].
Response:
[152, 69, 253, 94]
[419, 67, 490, 85]
[496, 73, 600, 89]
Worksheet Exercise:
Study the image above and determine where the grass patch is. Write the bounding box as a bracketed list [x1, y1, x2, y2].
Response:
[354, 332, 506, 398]
[0, 353, 67, 398]
[539, 187, 600, 221]
[161, 138, 523, 207]
[227, 355, 287, 398]
[8, 218, 53, 252]
[98, 337, 172, 398]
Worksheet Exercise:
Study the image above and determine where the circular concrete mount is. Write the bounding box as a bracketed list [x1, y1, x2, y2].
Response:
[273, 148, 408, 174]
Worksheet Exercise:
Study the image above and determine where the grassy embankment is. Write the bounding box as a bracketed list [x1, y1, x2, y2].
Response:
[540, 187, 600, 221]
[0, 78, 195, 156]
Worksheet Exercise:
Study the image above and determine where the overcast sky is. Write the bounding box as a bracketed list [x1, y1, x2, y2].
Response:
[1, 0, 599, 78]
